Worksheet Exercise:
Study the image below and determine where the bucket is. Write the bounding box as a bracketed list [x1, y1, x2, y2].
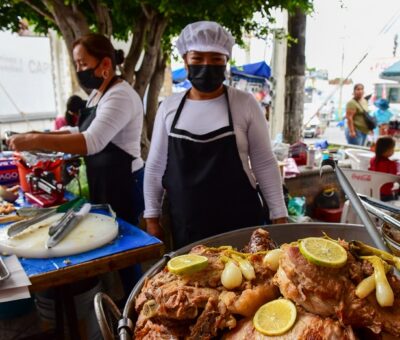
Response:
[0, 298, 34, 320]
[35, 280, 102, 340]
[14, 157, 63, 192]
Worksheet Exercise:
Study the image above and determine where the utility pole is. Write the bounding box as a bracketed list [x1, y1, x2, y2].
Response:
[283, 7, 306, 144]
[337, 41, 345, 121]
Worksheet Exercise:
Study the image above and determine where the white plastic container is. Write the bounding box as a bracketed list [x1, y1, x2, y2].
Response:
[344, 148, 374, 170]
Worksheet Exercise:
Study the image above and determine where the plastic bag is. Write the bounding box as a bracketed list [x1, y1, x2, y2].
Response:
[65, 161, 90, 199]
[287, 196, 306, 217]
[273, 142, 290, 161]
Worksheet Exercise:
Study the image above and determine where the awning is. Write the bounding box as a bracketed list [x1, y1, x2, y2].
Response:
[230, 61, 271, 81]
[380, 60, 400, 82]
[172, 68, 188, 84]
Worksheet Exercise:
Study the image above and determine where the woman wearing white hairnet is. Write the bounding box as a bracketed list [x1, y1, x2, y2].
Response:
[144, 21, 288, 249]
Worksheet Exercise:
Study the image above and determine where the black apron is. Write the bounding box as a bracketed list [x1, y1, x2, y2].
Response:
[79, 78, 137, 225]
[162, 86, 265, 249]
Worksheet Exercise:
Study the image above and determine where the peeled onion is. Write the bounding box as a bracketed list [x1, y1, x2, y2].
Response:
[263, 249, 283, 271]
[355, 275, 375, 299]
[373, 258, 394, 307]
[231, 254, 255, 281]
[221, 261, 242, 289]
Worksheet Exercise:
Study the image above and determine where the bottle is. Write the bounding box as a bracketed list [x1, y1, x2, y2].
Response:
[322, 150, 330, 161]
[306, 145, 315, 168]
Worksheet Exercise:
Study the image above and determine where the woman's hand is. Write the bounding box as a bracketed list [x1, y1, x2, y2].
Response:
[145, 217, 165, 240]
[7, 134, 38, 151]
[272, 217, 288, 224]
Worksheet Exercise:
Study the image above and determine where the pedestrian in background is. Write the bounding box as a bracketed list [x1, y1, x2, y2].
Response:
[345, 83, 370, 145]
[372, 98, 393, 138]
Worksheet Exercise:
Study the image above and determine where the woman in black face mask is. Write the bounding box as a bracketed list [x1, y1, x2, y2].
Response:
[8, 33, 145, 226]
[144, 21, 288, 249]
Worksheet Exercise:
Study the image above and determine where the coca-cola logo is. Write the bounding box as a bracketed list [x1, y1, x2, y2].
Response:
[351, 173, 371, 181]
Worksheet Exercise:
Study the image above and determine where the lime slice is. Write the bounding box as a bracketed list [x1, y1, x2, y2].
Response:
[167, 254, 208, 275]
[299, 237, 348, 268]
[253, 299, 297, 336]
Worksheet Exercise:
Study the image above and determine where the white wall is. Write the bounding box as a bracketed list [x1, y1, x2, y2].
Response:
[0, 31, 56, 121]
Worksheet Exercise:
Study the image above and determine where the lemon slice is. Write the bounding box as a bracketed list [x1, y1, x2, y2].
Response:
[299, 237, 347, 268]
[167, 254, 208, 275]
[253, 299, 297, 336]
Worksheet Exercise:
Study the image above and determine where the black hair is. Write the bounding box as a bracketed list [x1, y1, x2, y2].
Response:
[353, 83, 364, 92]
[375, 135, 395, 164]
[72, 33, 124, 70]
[65, 95, 86, 126]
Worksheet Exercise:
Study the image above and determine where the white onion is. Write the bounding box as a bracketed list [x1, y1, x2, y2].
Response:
[263, 249, 283, 271]
[231, 254, 255, 281]
[221, 261, 243, 289]
[355, 275, 375, 299]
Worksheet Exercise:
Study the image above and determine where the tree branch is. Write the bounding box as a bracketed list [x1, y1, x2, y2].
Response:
[140, 3, 153, 20]
[21, 0, 56, 25]
[88, 0, 112, 36]
[123, 14, 149, 83]
[134, 15, 168, 98]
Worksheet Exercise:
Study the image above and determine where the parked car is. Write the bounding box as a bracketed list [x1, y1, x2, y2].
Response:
[303, 114, 321, 138]
[303, 123, 321, 138]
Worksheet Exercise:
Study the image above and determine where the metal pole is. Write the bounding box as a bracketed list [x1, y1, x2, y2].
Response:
[320, 159, 390, 252]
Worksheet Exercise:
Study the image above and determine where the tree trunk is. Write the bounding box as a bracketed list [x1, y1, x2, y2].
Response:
[146, 50, 167, 139]
[283, 8, 306, 144]
[42, 0, 90, 58]
[123, 14, 150, 84]
[133, 15, 168, 98]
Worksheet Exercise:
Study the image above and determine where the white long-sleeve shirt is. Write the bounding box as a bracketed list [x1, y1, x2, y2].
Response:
[68, 80, 144, 172]
[144, 86, 288, 220]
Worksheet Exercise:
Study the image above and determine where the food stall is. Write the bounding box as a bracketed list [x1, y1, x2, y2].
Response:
[0, 151, 163, 339]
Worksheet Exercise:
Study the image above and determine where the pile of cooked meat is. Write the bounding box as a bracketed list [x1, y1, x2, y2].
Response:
[134, 229, 400, 339]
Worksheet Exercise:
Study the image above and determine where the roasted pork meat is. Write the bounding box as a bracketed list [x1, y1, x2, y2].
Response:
[274, 242, 400, 337]
[134, 228, 278, 339]
[223, 307, 356, 340]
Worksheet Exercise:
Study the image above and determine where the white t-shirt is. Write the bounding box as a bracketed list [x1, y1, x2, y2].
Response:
[144, 86, 288, 220]
[69, 80, 144, 172]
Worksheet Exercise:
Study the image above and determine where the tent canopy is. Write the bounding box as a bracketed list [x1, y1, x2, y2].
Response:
[172, 68, 188, 83]
[230, 61, 271, 80]
[380, 60, 400, 82]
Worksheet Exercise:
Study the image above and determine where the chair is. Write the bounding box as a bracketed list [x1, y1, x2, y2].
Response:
[340, 169, 400, 224]
[344, 148, 374, 170]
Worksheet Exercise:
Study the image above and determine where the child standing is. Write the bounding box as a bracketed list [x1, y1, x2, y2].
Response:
[369, 136, 398, 201]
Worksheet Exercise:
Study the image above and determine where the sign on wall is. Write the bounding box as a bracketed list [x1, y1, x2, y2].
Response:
[0, 31, 56, 121]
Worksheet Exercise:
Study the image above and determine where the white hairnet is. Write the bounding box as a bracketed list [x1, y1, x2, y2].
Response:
[176, 21, 235, 58]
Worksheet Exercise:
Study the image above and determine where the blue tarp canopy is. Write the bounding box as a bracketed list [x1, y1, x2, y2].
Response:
[380, 60, 400, 82]
[231, 61, 271, 80]
[172, 68, 188, 83]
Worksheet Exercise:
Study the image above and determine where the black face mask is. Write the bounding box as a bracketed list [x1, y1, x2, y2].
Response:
[77, 61, 103, 89]
[188, 64, 226, 93]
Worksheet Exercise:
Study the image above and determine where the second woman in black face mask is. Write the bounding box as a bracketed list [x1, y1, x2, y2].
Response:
[144, 21, 288, 250]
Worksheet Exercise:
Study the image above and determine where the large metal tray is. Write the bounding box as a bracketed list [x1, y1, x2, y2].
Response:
[116, 223, 374, 339]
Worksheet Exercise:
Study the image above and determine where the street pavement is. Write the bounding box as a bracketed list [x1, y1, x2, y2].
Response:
[304, 125, 347, 145]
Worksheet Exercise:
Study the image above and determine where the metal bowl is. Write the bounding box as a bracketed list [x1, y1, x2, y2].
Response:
[119, 222, 374, 338]
[382, 225, 400, 256]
